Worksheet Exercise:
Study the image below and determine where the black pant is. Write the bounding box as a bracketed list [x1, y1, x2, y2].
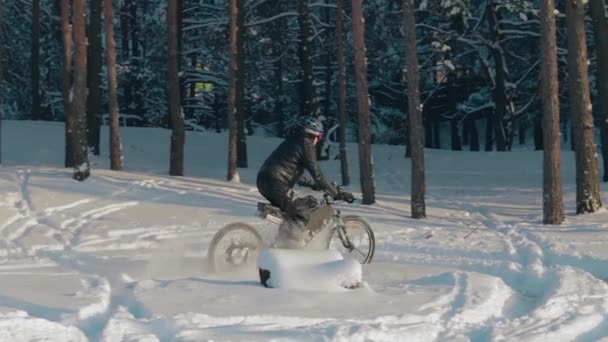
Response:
[257, 175, 317, 223]
[257, 175, 291, 210]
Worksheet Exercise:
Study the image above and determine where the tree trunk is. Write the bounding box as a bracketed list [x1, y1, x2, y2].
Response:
[186, 54, 196, 121]
[351, 0, 375, 204]
[589, 0, 608, 182]
[486, 2, 508, 151]
[0, 0, 3, 164]
[519, 119, 526, 145]
[566, 0, 602, 214]
[336, 0, 350, 186]
[236, 0, 247, 168]
[120, 1, 131, 116]
[105, 0, 123, 171]
[269, 0, 285, 138]
[469, 118, 480, 151]
[450, 119, 462, 150]
[462, 118, 469, 146]
[485, 115, 493, 151]
[87, 0, 103, 155]
[167, 0, 185, 176]
[534, 117, 544, 150]
[402, 0, 425, 218]
[540, 0, 564, 224]
[424, 118, 433, 147]
[31, 0, 41, 121]
[227, 0, 239, 181]
[72, 0, 91, 181]
[298, 0, 316, 117]
[432, 119, 440, 148]
[214, 91, 222, 133]
[317, 0, 332, 160]
[323, 0, 332, 119]
[61, 0, 73, 168]
[130, 0, 144, 118]
[273, 57, 284, 137]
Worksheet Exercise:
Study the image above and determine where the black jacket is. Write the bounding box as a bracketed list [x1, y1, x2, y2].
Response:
[257, 131, 338, 197]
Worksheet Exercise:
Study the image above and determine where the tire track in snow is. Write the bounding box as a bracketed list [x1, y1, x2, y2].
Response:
[456, 203, 608, 340]
[59, 201, 139, 248]
[0, 170, 158, 339]
[44, 251, 174, 342]
[0, 171, 38, 256]
[0, 171, 92, 253]
[0, 170, 175, 340]
[379, 198, 608, 340]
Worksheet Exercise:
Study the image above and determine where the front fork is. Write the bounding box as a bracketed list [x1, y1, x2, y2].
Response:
[334, 210, 355, 251]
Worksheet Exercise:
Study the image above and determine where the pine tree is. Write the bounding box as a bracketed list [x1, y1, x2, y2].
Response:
[71, 0, 91, 181]
[589, 0, 608, 182]
[336, 0, 350, 186]
[402, 0, 425, 218]
[0, 0, 3, 164]
[105, 0, 123, 171]
[87, 0, 103, 155]
[168, 0, 185, 176]
[31, 0, 41, 121]
[235, 0, 247, 168]
[352, 0, 375, 204]
[540, 0, 564, 224]
[60, 0, 73, 168]
[298, 0, 316, 117]
[227, 0, 240, 182]
[566, 0, 602, 213]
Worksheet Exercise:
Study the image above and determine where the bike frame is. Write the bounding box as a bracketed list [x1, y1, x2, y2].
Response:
[257, 192, 357, 251]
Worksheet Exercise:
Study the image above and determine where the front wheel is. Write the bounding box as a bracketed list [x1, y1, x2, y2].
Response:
[328, 215, 375, 264]
[207, 223, 265, 272]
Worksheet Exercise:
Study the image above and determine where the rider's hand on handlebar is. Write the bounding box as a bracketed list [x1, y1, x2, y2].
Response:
[334, 191, 356, 203]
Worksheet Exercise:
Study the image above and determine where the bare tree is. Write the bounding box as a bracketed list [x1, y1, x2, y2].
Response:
[336, 0, 350, 186]
[61, 0, 73, 168]
[71, 0, 91, 181]
[227, 0, 239, 181]
[351, 0, 375, 204]
[566, 0, 602, 213]
[589, 0, 608, 182]
[402, 0, 425, 218]
[87, 0, 103, 155]
[31, 0, 41, 121]
[540, 0, 564, 224]
[167, 0, 185, 176]
[105, 0, 123, 171]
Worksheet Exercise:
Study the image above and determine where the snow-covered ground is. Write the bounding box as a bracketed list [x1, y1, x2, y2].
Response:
[2, 120, 608, 341]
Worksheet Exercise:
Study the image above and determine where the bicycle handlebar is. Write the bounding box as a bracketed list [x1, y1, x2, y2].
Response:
[322, 189, 357, 204]
[300, 180, 356, 204]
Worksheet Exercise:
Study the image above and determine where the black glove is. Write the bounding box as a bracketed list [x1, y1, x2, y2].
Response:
[334, 191, 355, 203]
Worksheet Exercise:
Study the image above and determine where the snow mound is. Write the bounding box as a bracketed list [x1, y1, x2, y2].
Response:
[257, 248, 362, 291]
[0, 309, 87, 341]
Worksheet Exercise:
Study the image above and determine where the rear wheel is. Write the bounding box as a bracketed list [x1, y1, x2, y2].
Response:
[328, 215, 375, 264]
[207, 223, 265, 272]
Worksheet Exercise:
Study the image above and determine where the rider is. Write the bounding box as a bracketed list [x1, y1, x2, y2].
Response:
[256, 117, 355, 227]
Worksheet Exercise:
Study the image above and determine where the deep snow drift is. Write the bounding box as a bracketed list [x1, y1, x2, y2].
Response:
[1, 120, 608, 341]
